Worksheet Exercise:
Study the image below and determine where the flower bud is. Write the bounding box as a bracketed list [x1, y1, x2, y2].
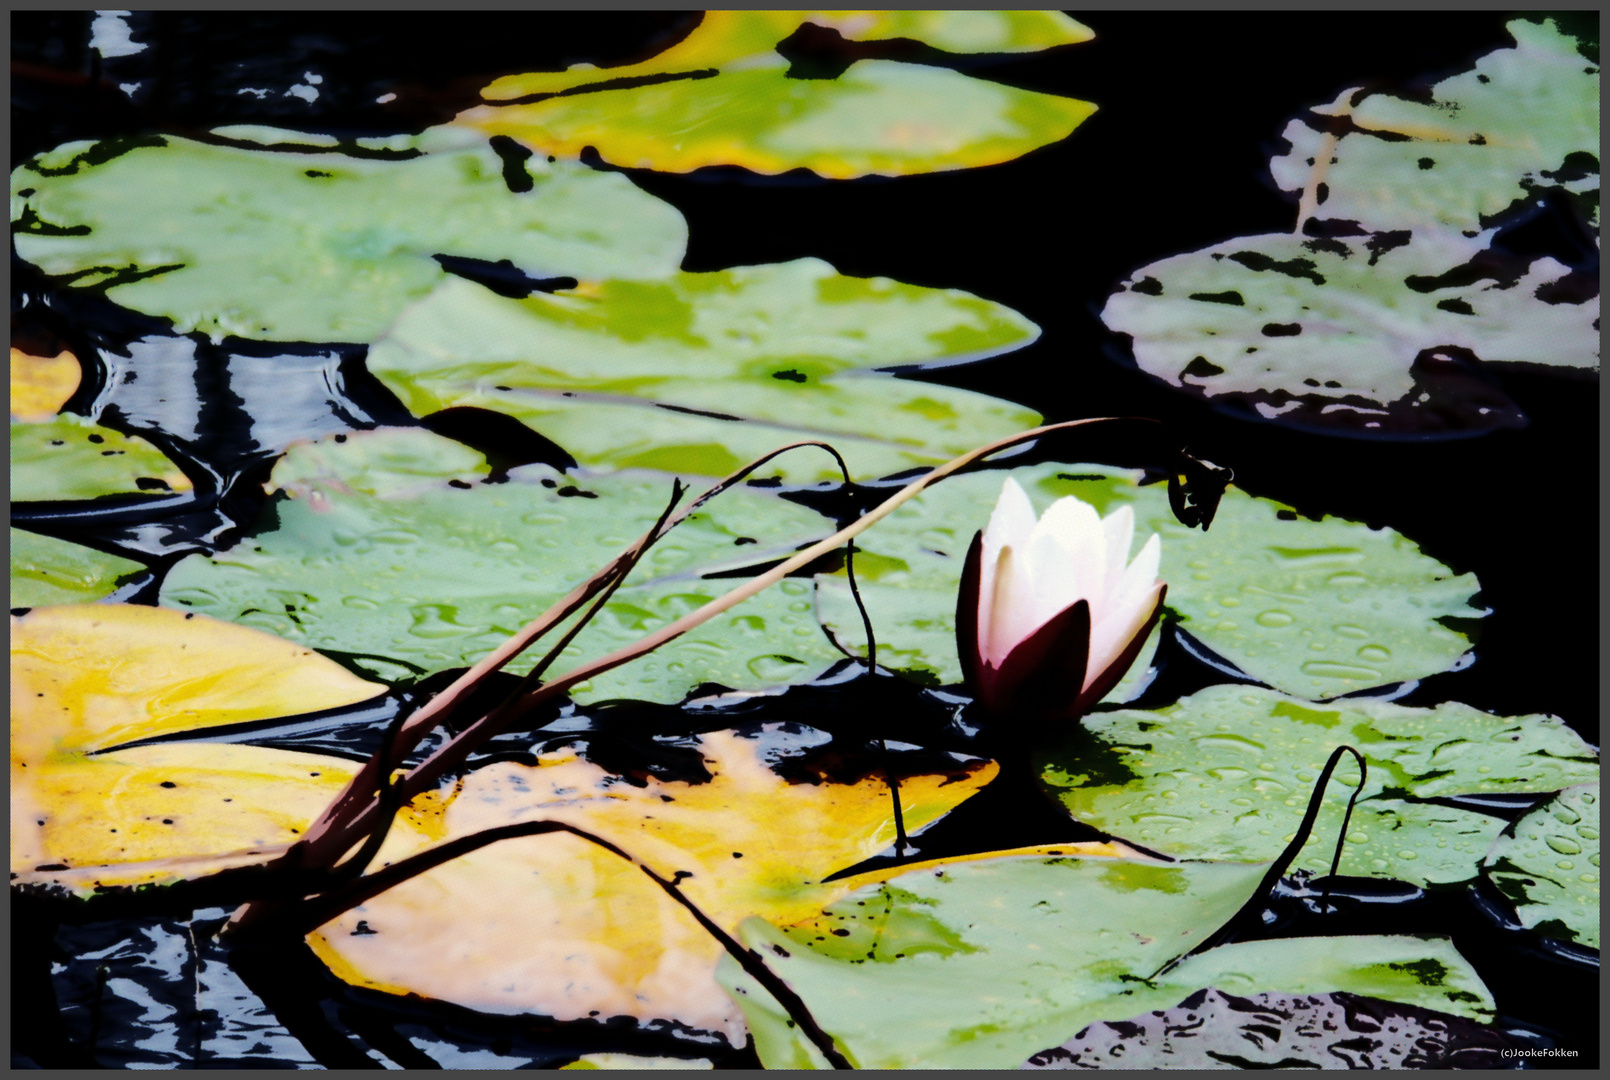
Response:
[956, 478, 1166, 721]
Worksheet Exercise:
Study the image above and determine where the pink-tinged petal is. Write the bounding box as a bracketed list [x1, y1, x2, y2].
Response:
[1074, 584, 1167, 716]
[955, 530, 985, 693]
[982, 477, 1038, 556]
[1087, 579, 1164, 688]
[990, 598, 1091, 721]
[986, 543, 1039, 666]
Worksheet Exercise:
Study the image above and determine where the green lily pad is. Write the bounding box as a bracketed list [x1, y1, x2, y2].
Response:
[158, 428, 847, 703]
[818, 463, 1482, 700]
[1269, 18, 1599, 232]
[366, 264, 1042, 482]
[11, 133, 687, 343]
[1101, 228, 1598, 433]
[1483, 783, 1600, 949]
[717, 853, 1492, 1069]
[466, 12, 1096, 179]
[11, 413, 193, 502]
[1037, 685, 1599, 886]
[10, 528, 145, 608]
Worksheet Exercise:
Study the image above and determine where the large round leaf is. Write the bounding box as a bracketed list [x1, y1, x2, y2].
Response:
[1269, 18, 1599, 233]
[10, 604, 386, 894]
[159, 428, 849, 702]
[307, 728, 997, 1045]
[12, 412, 193, 501]
[1037, 685, 1599, 887]
[468, 12, 1095, 179]
[719, 853, 1492, 1069]
[1101, 229, 1597, 433]
[366, 264, 1042, 482]
[1483, 783, 1599, 949]
[10, 528, 144, 608]
[819, 463, 1483, 700]
[11, 133, 687, 343]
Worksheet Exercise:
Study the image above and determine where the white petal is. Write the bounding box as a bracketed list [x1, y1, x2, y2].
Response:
[1103, 533, 1162, 637]
[1086, 582, 1164, 691]
[1025, 519, 1089, 628]
[1098, 505, 1136, 606]
[982, 478, 1037, 557]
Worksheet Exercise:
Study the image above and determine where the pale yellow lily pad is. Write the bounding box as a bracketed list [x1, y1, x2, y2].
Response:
[10, 346, 81, 421]
[308, 730, 998, 1044]
[466, 11, 1095, 179]
[482, 12, 1094, 101]
[10, 604, 386, 893]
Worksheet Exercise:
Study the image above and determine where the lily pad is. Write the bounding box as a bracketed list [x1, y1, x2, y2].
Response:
[465, 12, 1096, 179]
[11, 133, 687, 343]
[11, 346, 81, 420]
[718, 853, 1491, 1068]
[1268, 19, 1600, 233]
[366, 264, 1042, 482]
[1037, 685, 1599, 886]
[10, 528, 145, 608]
[159, 428, 849, 703]
[307, 728, 997, 1046]
[10, 604, 386, 894]
[12, 412, 194, 501]
[1483, 783, 1600, 949]
[1101, 228, 1597, 434]
[818, 463, 1483, 700]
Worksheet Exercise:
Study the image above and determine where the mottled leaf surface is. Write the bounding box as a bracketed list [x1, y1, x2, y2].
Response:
[1101, 229, 1596, 433]
[10, 604, 385, 893]
[12, 413, 192, 501]
[367, 266, 1041, 482]
[308, 729, 996, 1045]
[160, 428, 846, 702]
[820, 463, 1482, 700]
[1038, 685, 1599, 886]
[11, 134, 687, 343]
[1483, 783, 1600, 949]
[1269, 19, 1600, 232]
[467, 12, 1095, 178]
[720, 854, 1491, 1068]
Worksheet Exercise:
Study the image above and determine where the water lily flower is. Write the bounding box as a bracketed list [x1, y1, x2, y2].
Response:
[956, 478, 1166, 722]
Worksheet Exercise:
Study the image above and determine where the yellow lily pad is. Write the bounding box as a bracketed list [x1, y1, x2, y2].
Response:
[10, 346, 81, 421]
[10, 604, 386, 893]
[465, 11, 1095, 179]
[482, 12, 1093, 101]
[307, 730, 998, 1044]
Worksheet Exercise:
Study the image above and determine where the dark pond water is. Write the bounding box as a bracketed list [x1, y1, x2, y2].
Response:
[11, 11, 1599, 1069]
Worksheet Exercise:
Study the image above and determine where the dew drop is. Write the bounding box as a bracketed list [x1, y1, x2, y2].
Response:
[1256, 610, 1295, 627]
[1194, 734, 1264, 754]
[1356, 645, 1391, 662]
[1333, 624, 1370, 639]
[1326, 572, 1368, 587]
[1396, 850, 1417, 860]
